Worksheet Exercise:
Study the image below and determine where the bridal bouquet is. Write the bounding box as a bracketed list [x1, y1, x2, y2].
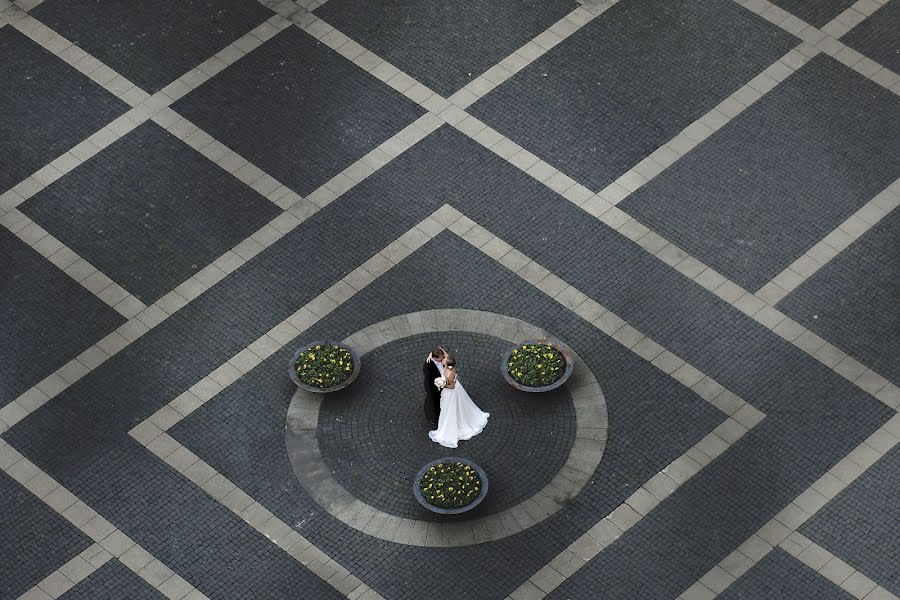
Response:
[434, 376, 447, 391]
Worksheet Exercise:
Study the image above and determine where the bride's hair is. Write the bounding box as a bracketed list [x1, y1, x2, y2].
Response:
[444, 355, 456, 368]
[431, 346, 446, 359]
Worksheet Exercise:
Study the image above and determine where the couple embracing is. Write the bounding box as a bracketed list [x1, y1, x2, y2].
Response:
[423, 347, 490, 449]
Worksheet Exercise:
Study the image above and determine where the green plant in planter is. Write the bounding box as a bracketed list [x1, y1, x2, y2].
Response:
[419, 462, 481, 509]
[507, 343, 565, 387]
[295, 344, 353, 388]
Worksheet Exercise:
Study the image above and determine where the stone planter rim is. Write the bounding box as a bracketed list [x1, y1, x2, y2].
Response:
[501, 338, 575, 393]
[413, 457, 489, 515]
[289, 341, 361, 393]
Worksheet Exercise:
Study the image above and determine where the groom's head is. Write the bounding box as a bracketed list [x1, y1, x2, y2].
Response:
[431, 346, 445, 360]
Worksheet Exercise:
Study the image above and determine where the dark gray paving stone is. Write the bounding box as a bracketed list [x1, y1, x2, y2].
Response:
[777, 208, 900, 386]
[20, 121, 282, 304]
[842, 1, 900, 74]
[318, 332, 577, 520]
[173, 26, 425, 197]
[468, 0, 797, 192]
[0, 227, 124, 408]
[313, 0, 578, 97]
[60, 559, 164, 600]
[0, 27, 127, 194]
[619, 55, 900, 291]
[801, 446, 900, 596]
[170, 230, 725, 599]
[768, 0, 856, 27]
[31, 0, 273, 93]
[0, 469, 93, 599]
[719, 548, 854, 599]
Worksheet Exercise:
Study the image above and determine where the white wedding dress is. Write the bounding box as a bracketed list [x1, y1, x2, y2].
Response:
[428, 376, 490, 449]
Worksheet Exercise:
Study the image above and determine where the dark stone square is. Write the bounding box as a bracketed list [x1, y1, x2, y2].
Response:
[0, 27, 127, 194]
[60, 559, 164, 600]
[719, 548, 854, 599]
[31, 0, 273, 93]
[313, 0, 578, 97]
[800, 446, 900, 596]
[0, 469, 93, 599]
[468, 0, 797, 193]
[173, 26, 425, 197]
[619, 55, 900, 291]
[0, 228, 124, 408]
[20, 121, 283, 304]
[842, 1, 900, 74]
[768, 0, 856, 28]
[777, 208, 900, 386]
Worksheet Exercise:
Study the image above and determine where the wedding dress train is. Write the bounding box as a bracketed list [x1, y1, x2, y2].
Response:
[428, 380, 489, 449]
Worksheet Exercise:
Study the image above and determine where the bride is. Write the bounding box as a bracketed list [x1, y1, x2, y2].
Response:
[429, 354, 490, 448]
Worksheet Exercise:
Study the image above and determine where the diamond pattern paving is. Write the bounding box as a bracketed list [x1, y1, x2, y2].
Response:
[469, 0, 798, 192]
[2, 0, 899, 598]
[0, 27, 127, 194]
[619, 55, 900, 291]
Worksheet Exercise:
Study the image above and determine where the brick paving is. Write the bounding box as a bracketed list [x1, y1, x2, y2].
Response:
[1, 0, 898, 598]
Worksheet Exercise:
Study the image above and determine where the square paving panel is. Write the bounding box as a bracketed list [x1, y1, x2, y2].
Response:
[841, 1, 900, 75]
[718, 548, 854, 599]
[0, 469, 93, 599]
[60, 559, 164, 599]
[777, 208, 900, 387]
[799, 447, 900, 596]
[619, 55, 900, 291]
[468, 0, 797, 192]
[313, 0, 578, 97]
[767, 0, 856, 28]
[0, 27, 127, 194]
[173, 26, 426, 197]
[0, 228, 124, 408]
[31, 0, 273, 93]
[20, 121, 283, 305]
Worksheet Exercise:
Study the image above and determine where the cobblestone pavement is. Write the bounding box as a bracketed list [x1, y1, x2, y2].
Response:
[1, 0, 898, 598]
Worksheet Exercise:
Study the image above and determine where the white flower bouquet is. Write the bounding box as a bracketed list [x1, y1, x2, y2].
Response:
[434, 376, 447, 391]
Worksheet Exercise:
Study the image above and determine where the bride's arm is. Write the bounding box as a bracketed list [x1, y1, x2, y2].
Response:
[445, 368, 457, 389]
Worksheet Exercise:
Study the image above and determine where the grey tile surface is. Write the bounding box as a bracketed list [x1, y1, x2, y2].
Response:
[21, 121, 283, 304]
[60, 559, 165, 600]
[842, 1, 900, 74]
[0, 27, 127, 193]
[620, 56, 900, 291]
[469, 0, 797, 192]
[32, 0, 273, 93]
[719, 548, 854, 599]
[173, 26, 425, 197]
[0, 228, 124, 408]
[314, 0, 578, 97]
[768, 0, 857, 28]
[778, 207, 900, 387]
[800, 446, 900, 596]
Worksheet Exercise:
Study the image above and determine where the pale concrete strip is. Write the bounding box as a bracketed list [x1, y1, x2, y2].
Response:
[733, 0, 900, 96]
[761, 181, 900, 304]
[17, 543, 110, 600]
[681, 415, 899, 599]
[0, 438, 210, 600]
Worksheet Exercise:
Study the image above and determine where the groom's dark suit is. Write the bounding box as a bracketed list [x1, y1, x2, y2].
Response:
[424, 358, 441, 427]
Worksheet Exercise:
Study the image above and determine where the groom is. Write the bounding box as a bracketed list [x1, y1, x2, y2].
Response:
[423, 346, 446, 428]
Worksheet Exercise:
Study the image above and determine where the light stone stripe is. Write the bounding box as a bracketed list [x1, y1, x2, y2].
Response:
[820, 0, 889, 39]
[734, 0, 900, 96]
[0, 439, 209, 600]
[681, 414, 900, 600]
[762, 182, 900, 304]
[17, 543, 110, 600]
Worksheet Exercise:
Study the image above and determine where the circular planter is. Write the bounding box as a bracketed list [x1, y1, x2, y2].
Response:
[289, 341, 361, 393]
[501, 338, 574, 393]
[414, 457, 489, 515]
